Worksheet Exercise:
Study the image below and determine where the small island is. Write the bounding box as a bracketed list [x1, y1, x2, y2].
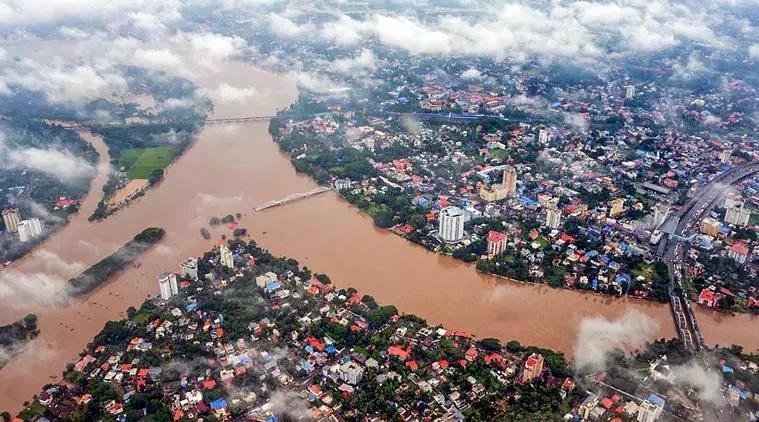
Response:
[0, 314, 39, 369]
[66, 227, 166, 296]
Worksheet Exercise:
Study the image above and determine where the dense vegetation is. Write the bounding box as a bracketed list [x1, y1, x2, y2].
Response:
[66, 228, 165, 296]
[0, 314, 39, 368]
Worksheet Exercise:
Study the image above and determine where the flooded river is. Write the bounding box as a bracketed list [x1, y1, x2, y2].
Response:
[0, 52, 755, 413]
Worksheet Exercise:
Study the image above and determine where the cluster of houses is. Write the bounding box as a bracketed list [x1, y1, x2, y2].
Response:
[19, 242, 574, 421]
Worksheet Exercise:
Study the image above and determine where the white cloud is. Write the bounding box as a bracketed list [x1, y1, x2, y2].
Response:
[58, 26, 90, 40]
[213, 83, 258, 103]
[573, 310, 659, 373]
[268, 13, 312, 38]
[332, 49, 377, 74]
[0, 0, 184, 28]
[749, 44, 759, 59]
[671, 361, 726, 407]
[461, 68, 482, 80]
[291, 71, 348, 95]
[0, 58, 128, 105]
[132, 48, 184, 71]
[7, 146, 96, 184]
[174, 31, 247, 61]
[322, 15, 364, 46]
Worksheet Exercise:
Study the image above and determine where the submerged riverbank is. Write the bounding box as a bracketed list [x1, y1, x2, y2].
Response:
[0, 55, 755, 413]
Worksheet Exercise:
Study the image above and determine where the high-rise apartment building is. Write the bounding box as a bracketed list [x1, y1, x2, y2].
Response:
[486, 230, 507, 257]
[2, 208, 21, 233]
[220, 245, 235, 269]
[502, 165, 517, 197]
[546, 208, 562, 229]
[17, 218, 43, 242]
[158, 272, 178, 300]
[438, 206, 466, 243]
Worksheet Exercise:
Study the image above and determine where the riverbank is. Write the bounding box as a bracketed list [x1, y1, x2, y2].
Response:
[0, 55, 753, 414]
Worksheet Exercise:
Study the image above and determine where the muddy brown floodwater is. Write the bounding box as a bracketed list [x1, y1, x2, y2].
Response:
[0, 55, 755, 413]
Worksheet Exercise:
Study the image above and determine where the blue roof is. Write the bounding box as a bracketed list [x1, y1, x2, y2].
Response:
[647, 394, 665, 408]
[722, 365, 734, 373]
[518, 196, 537, 206]
[326, 344, 337, 354]
[210, 399, 227, 410]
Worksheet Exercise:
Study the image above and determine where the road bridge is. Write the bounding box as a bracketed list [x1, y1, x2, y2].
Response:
[659, 161, 759, 352]
[254, 186, 332, 212]
[53, 116, 274, 130]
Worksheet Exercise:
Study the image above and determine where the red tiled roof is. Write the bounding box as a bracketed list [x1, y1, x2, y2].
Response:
[387, 345, 410, 361]
[731, 241, 749, 256]
[487, 230, 507, 243]
[699, 288, 717, 303]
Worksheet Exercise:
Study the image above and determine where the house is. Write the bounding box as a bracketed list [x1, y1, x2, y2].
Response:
[698, 288, 718, 308]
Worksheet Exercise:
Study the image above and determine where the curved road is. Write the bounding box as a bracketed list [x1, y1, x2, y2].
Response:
[660, 161, 759, 351]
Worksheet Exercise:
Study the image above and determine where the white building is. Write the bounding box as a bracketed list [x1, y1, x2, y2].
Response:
[339, 361, 364, 385]
[2, 208, 21, 233]
[220, 245, 235, 269]
[725, 204, 750, 227]
[17, 218, 43, 242]
[624, 85, 636, 99]
[538, 129, 549, 143]
[438, 206, 465, 243]
[546, 208, 562, 229]
[719, 149, 732, 164]
[636, 399, 663, 422]
[334, 179, 352, 190]
[255, 272, 279, 288]
[180, 257, 198, 281]
[158, 272, 177, 300]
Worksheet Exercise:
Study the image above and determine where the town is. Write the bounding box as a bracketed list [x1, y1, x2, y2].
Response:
[10, 240, 759, 421]
[264, 49, 759, 316]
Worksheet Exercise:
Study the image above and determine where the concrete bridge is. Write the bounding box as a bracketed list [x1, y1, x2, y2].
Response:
[659, 160, 759, 352]
[54, 116, 274, 129]
[254, 186, 332, 212]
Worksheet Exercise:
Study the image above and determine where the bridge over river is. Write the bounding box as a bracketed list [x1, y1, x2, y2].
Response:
[53, 116, 274, 129]
[254, 186, 332, 211]
[658, 161, 759, 352]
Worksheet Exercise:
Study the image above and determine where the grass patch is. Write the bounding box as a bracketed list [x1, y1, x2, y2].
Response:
[18, 401, 46, 420]
[630, 263, 655, 281]
[119, 147, 175, 180]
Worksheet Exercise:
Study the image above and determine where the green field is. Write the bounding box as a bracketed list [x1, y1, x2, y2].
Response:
[118, 147, 175, 180]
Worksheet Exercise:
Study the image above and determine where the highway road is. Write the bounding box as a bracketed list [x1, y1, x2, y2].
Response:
[659, 161, 759, 351]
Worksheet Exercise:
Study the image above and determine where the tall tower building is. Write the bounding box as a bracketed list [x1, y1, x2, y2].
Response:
[17, 218, 43, 242]
[486, 230, 507, 257]
[438, 206, 466, 243]
[220, 244, 235, 269]
[2, 208, 21, 233]
[725, 204, 750, 227]
[624, 85, 636, 99]
[546, 208, 562, 229]
[158, 272, 175, 300]
[538, 129, 549, 143]
[521, 353, 544, 384]
[502, 166, 517, 196]
[719, 149, 732, 164]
